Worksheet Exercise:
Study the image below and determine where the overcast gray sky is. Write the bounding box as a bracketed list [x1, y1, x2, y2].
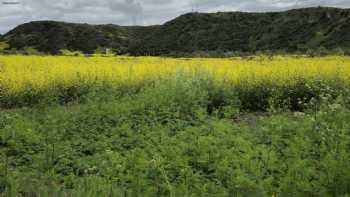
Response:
[0, 0, 350, 34]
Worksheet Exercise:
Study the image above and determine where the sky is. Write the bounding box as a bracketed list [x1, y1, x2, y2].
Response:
[0, 0, 350, 34]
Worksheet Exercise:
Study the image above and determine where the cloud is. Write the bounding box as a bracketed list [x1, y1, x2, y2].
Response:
[0, 0, 349, 34]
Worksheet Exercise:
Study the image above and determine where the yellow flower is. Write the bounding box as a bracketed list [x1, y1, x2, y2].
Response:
[0, 55, 349, 95]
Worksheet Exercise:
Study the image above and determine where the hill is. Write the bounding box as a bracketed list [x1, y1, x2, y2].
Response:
[2, 7, 350, 55]
[3, 21, 132, 54]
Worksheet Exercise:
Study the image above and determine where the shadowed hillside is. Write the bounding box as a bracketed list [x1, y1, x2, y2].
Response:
[2, 7, 350, 55]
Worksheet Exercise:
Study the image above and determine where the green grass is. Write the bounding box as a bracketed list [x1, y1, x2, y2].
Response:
[1, 77, 350, 197]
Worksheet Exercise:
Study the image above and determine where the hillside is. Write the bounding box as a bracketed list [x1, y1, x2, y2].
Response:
[2, 7, 350, 55]
[3, 21, 132, 54]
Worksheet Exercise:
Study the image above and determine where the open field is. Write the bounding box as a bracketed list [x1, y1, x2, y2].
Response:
[1, 55, 350, 196]
[1, 55, 350, 110]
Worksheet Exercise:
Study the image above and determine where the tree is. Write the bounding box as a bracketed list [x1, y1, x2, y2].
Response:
[0, 41, 9, 52]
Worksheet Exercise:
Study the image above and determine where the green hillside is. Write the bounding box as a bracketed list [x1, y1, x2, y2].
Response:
[2, 7, 350, 55]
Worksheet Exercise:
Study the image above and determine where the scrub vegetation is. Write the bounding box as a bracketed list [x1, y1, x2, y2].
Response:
[1, 55, 350, 196]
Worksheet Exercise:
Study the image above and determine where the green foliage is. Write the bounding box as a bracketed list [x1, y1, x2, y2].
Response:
[59, 49, 84, 56]
[1, 84, 350, 196]
[0, 72, 347, 114]
[22, 47, 41, 55]
[131, 7, 350, 56]
[3, 21, 129, 54]
[0, 42, 9, 51]
[3, 7, 350, 56]
[1, 73, 350, 196]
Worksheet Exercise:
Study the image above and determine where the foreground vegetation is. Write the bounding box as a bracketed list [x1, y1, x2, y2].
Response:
[1, 56, 349, 110]
[1, 55, 350, 196]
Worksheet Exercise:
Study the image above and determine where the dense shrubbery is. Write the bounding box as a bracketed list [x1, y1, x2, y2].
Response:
[1, 77, 350, 196]
[2, 45, 350, 58]
[0, 71, 347, 113]
[164, 47, 350, 58]
[1, 56, 350, 196]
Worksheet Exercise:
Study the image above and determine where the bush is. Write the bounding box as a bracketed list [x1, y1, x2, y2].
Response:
[59, 49, 84, 56]
[22, 47, 41, 55]
[1, 93, 350, 196]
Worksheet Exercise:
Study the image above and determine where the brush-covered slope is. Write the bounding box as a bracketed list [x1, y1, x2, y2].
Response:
[3, 21, 161, 54]
[134, 7, 350, 55]
[3, 7, 350, 55]
[3, 21, 133, 54]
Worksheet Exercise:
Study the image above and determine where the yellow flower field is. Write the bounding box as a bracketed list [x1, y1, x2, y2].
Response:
[0, 55, 349, 95]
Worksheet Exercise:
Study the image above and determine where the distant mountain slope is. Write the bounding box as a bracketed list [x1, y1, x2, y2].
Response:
[2, 7, 350, 55]
[136, 7, 350, 55]
[3, 21, 131, 54]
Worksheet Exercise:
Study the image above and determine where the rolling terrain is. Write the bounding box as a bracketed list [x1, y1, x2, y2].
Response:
[1, 7, 350, 55]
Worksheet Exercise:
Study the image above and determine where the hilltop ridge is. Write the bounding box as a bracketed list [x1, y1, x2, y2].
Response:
[2, 7, 350, 55]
